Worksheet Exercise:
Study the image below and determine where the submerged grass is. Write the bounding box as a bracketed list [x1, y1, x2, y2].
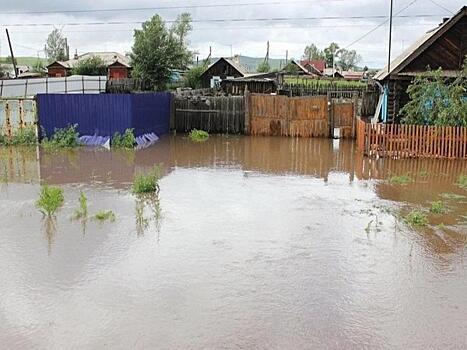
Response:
[404, 209, 429, 227]
[189, 129, 209, 142]
[389, 174, 412, 185]
[112, 128, 136, 149]
[36, 185, 64, 216]
[42, 124, 79, 149]
[0, 126, 37, 146]
[73, 192, 88, 219]
[440, 193, 466, 200]
[133, 166, 162, 194]
[456, 175, 467, 190]
[429, 201, 446, 214]
[93, 210, 116, 222]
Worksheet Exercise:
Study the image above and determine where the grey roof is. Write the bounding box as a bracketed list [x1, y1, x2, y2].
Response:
[203, 57, 249, 76]
[50, 52, 131, 69]
[374, 6, 466, 81]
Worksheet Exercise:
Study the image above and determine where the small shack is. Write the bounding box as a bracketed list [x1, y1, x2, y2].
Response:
[374, 6, 466, 122]
[200, 57, 249, 88]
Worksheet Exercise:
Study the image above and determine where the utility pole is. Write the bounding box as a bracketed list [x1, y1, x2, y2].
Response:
[387, 0, 394, 73]
[286, 50, 288, 64]
[5, 29, 18, 78]
[264, 41, 270, 64]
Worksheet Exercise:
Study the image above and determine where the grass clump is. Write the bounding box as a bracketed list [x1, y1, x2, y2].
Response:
[42, 124, 79, 148]
[36, 185, 64, 216]
[0, 126, 37, 146]
[429, 201, 445, 214]
[404, 209, 429, 227]
[112, 128, 136, 149]
[133, 166, 162, 194]
[93, 210, 116, 222]
[456, 175, 467, 190]
[440, 192, 466, 200]
[73, 191, 88, 219]
[389, 174, 412, 185]
[189, 129, 209, 142]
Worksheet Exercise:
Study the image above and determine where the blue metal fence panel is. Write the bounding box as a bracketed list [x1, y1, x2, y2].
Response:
[37, 93, 171, 138]
[131, 92, 171, 136]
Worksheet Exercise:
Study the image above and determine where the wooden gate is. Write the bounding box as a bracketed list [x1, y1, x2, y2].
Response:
[248, 94, 328, 137]
[332, 102, 355, 138]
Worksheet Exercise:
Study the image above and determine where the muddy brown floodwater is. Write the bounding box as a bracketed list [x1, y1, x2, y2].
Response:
[0, 135, 466, 350]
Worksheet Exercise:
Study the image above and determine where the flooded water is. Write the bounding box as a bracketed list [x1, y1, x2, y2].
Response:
[1, 135, 466, 350]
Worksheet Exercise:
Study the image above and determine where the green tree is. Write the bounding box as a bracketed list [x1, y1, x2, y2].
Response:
[0, 65, 5, 78]
[71, 56, 107, 76]
[400, 65, 467, 127]
[45, 29, 68, 62]
[257, 61, 271, 73]
[131, 13, 193, 90]
[183, 65, 205, 89]
[337, 49, 361, 71]
[31, 59, 46, 76]
[302, 44, 324, 61]
[323, 42, 340, 67]
[283, 61, 299, 74]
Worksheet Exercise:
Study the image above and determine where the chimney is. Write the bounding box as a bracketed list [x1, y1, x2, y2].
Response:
[233, 54, 240, 64]
[439, 17, 449, 26]
[74, 49, 78, 60]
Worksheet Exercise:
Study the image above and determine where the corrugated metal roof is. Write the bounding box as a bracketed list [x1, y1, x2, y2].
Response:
[49, 52, 131, 69]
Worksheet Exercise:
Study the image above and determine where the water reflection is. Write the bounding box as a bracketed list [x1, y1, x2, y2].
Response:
[135, 193, 162, 237]
[42, 216, 57, 255]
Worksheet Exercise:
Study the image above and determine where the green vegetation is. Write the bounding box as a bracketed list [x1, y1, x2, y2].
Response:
[93, 210, 116, 222]
[131, 13, 193, 90]
[36, 185, 65, 216]
[73, 192, 88, 219]
[400, 62, 467, 127]
[440, 192, 466, 200]
[189, 129, 209, 142]
[0, 56, 48, 66]
[71, 56, 107, 76]
[284, 76, 367, 88]
[256, 61, 271, 73]
[419, 170, 429, 177]
[183, 66, 205, 89]
[404, 209, 429, 227]
[456, 175, 467, 190]
[42, 125, 79, 148]
[133, 166, 162, 194]
[429, 201, 446, 214]
[389, 174, 412, 185]
[0, 127, 37, 146]
[112, 129, 136, 149]
[45, 29, 69, 62]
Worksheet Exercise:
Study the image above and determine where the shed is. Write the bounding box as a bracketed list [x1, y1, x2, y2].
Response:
[374, 6, 466, 122]
[200, 57, 249, 88]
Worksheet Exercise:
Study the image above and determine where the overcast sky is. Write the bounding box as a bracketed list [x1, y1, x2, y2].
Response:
[0, 0, 464, 68]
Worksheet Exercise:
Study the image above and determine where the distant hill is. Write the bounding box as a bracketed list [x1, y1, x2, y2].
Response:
[210, 56, 288, 73]
[0, 56, 48, 66]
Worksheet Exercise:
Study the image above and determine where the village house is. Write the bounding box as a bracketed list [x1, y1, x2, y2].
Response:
[200, 56, 250, 88]
[299, 59, 326, 74]
[47, 51, 132, 80]
[374, 5, 466, 122]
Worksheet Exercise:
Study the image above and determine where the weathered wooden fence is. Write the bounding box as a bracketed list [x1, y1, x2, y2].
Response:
[248, 94, 328, 137]
[173, 96, 245, 134]
[356, 118, 467, 159]
[0, 98, 37, 136]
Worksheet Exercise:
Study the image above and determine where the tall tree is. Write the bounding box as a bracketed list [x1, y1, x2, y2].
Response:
[302, 44, 324, 61]
[257, 61, 270, 73]
[323, 42, 340, 67]
[131, 13, 193, 90]
[337, 49, 361, 71]
[45, 29, 68, 62]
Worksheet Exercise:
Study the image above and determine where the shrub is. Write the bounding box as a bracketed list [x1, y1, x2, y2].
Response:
[184, 66, 205, 89]
[112, 128, 136, 149]
[429, 201, 445, 214]
[133, 166, 162, 194]
[93, 210, 116, 222]
[71, 56, 107, 76]
[73, 191, 88, 219]
[404, 209, 429, 227]
[456, 175, 467, 190]
[189, 129, 209, 142]
[42, 124, 79, 148]
[389, 174, 412, 185]
[36, 185, 65, 216]
[257, 61, 271, 73]
[0, 126, 37, 146]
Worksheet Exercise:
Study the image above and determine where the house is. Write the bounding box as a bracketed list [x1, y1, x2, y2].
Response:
[200, 57, 249, 88]
[47, 52, 131, 80]
[323, 68, 344, 78]
[299, 59, 326, 74]
[374, 6, 466, 122]
[286, 59, 322, 76]
[342, 71, 366, 81]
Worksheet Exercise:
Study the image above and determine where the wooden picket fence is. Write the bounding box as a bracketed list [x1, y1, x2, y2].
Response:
[356, 118, 467, 159]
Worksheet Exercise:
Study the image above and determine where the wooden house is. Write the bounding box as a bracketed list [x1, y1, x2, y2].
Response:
[374, 6, 466, 122]
[200, 57, 249, 88]
[47, 52, 131, 80]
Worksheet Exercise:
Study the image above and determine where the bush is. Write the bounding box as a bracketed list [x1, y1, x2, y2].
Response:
[93, 210, 116, 222]
[73, 192, 88, 219]
[71, 56, 107, 76]
[0, 126, 37, 146]
[42, 124, 79, 148]
[133, 166, 162, 194]
[257, 61, 270, 73]
[184, 66, 205, 89]
[36, 185, 65, 216]
[429, 201, 445, 214]
[112, 128, 136, 148]
[404, 209, 428, 227]
[189, 129, 209, 142]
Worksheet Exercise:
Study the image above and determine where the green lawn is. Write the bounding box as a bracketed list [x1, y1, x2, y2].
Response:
[0, 56, 48, 66]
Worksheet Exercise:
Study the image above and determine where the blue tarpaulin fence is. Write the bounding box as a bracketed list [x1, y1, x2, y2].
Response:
[36, 93, 171, 140]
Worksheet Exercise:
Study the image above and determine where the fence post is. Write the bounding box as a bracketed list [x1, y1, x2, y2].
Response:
[0, 79, 3, 98]
[24, 79, 28, 98]
[65, 76, 67, 94]
[46, 77, 48, 94]
[352, 91, 358, 139]
[169, 93, 175, 133]
[244, 87, 250, 135]
[82, 76, 85, 94]
[327, 91, 333, 138]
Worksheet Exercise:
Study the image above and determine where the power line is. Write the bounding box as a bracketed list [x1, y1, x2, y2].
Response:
[1, 14, 442, 27]
[0, 1, 343, 15]
[428, 0, 454, 15]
